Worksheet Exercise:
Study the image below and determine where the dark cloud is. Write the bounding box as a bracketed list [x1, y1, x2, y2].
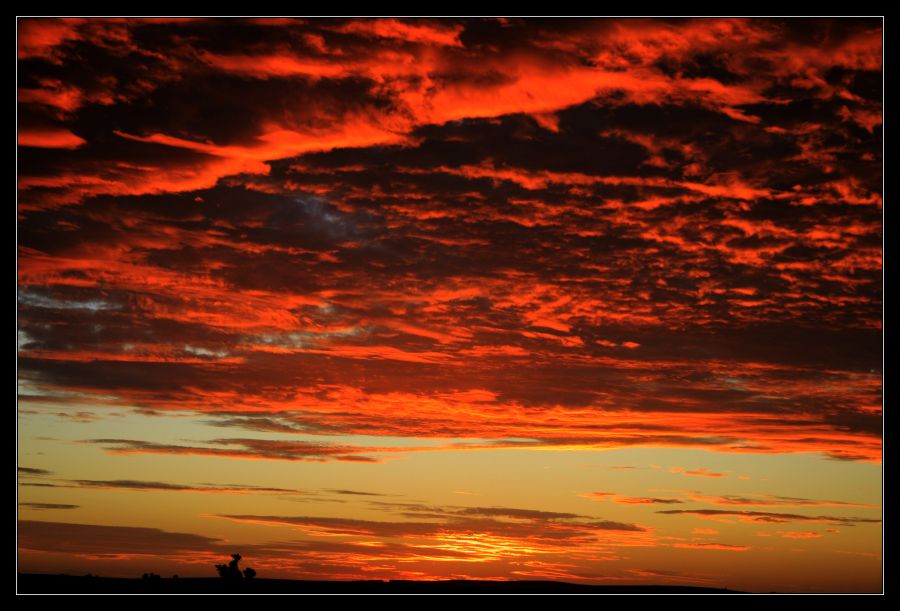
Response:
[19, 503, 79, 510]
[682, 492, 876, 508]
[586, 492, 685, 505]
[657, 509, 881, 526]
[325, 489, 390, 497]
[83, 437, 389, 463]
[18, 467, 52, 476]
[216, 508, 646, 539]
[366, 500, 649, 534]
[67, 479, 300, 494]
[17, 17, 882, 464]
[19, 520, 222, 556]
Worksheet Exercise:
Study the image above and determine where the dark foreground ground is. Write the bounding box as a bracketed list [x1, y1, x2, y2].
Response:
[18, 574, 743, 594]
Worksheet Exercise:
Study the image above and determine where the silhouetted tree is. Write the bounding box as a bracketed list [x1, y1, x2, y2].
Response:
[215, 553, 256, 581]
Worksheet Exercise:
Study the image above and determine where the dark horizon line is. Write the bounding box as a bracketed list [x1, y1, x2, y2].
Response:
[17, 573, 752, 594]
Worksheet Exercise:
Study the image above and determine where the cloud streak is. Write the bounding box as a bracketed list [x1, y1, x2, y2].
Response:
[657, 509, 881, 526]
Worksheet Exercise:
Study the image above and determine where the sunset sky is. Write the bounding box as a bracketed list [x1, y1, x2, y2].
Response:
[17, 17, 882, 593]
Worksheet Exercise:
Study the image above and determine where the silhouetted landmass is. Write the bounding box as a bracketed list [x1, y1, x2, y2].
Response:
[17, 574, 743, 594]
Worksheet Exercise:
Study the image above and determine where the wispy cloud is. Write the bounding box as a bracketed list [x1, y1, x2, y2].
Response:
[583, 491, 684, 505]
[658, 509, 881, 526]
[19, 502, 79, 510]
[18, 467, 52, 476]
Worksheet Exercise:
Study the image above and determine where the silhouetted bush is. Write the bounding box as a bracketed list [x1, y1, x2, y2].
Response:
[215, 553, 256, 581]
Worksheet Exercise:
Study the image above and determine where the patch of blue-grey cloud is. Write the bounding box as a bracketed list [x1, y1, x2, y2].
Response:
[247, 327, 367, 350]
[18, 289, 120, 312]
[263, 195, 378, 245]
[183, 345, 232, 360]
